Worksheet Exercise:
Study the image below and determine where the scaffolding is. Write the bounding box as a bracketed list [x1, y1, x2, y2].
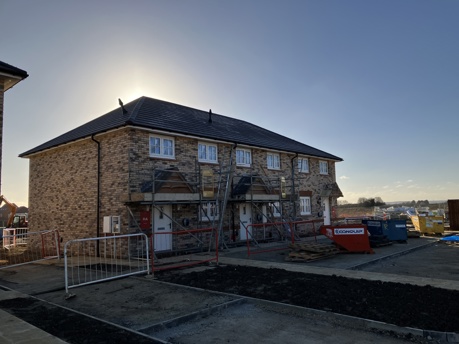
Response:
[125, 147, 338, 261]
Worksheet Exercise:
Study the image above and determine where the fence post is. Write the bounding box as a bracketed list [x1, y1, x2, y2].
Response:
[149, 235, 154, 276]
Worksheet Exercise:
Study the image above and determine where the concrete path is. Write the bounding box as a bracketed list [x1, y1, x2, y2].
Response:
[0, 289, 68, 344]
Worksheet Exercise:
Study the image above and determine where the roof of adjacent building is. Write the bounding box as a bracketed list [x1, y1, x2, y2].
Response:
[20, 96, 343, 161]
[0, 61, 29, 78]
[0, 61, 28, 91]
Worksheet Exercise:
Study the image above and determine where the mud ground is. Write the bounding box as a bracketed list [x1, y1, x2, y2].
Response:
[157, 264, 459, 333]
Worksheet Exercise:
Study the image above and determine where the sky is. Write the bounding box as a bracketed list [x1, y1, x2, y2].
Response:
[1, 0, 458, 206]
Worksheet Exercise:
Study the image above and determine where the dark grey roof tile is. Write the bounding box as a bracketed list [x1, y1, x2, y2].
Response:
[20, 97, 342, 161]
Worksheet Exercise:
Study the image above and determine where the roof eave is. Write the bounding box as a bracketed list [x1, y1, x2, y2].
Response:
[0, 73, 28, 92]
[19, 125, 128, 158]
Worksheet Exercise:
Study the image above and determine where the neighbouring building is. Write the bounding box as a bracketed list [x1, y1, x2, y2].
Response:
[0, 61, 28, 194]
[20, 97, 343, 252]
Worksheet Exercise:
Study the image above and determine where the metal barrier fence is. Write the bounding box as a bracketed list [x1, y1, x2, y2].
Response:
[64, 233, 149, 294]
[245, 219, 324, 257]
[0, 229, 60, 269]
[151, 227, 218, 273]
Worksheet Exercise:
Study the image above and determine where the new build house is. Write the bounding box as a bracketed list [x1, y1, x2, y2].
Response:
[20, 97, 343, 252]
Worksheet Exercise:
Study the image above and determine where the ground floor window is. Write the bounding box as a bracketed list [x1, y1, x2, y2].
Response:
[269, 202, 281, 217]
[200, 201, 219, 221]
[300, 197, 312, 215]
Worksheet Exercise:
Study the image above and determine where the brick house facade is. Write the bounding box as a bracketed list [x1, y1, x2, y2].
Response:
[21, 97, 343, 251]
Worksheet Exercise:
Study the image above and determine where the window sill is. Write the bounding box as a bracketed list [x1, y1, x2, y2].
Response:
[199, 161, 219, 165]
[150, 155, 176, 160]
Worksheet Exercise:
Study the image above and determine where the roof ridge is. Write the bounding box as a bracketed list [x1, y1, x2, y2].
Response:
[126, 96, 145, 123]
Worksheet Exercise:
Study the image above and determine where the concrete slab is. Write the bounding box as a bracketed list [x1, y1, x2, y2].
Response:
[147, 297, 420, 344]
[221, 236, 438, 270]
[0, 260, 65, 295]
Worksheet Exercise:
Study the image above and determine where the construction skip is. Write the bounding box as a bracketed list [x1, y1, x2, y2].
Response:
[410, 215, 444, 235]
[320, 224, 374, 254]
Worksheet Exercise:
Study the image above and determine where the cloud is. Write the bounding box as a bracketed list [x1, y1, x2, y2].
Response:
[339, 175, 349, 180]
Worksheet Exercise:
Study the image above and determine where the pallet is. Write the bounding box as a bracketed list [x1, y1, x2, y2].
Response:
[285, 250, 339, 262]
[286, 242, 340, 262]
[288, 243, 340, 254]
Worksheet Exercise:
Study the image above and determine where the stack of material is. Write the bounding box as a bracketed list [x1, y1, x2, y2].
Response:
[285, 242, 340, 262]
[440, 235, 459, 245]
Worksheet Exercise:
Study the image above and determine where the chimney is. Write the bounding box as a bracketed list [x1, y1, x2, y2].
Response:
[208, 109, 212, 123]
[119, 98, 128, 114]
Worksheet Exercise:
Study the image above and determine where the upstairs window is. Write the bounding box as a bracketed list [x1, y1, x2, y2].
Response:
[298, 157, 309, 173]
[200, 201, 219, 221]
[198, 142, 218, 163]
[150, 135, 174, 159]
[236, 148, 251, 167]
[300, 197, 312, 215]
[319, 160, 328, 175]
[267, 153, 280, 170]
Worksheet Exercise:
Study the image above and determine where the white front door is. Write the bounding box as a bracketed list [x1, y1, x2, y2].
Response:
[322, 197, 331, 226]
[153, 205, 172, 251]
[239, 203, 252, 240]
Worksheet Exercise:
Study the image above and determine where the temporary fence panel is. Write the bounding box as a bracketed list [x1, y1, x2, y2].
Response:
[246, 219, 324, 257]
[0, 229, 60, 269]
[64, 233, 149, 294]
[151, 227, 218, 272]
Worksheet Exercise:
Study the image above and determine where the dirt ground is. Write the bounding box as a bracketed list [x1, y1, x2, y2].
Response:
[1, 237, 459, 343]
[157, 264, 459, 333]
[0, 296, 162, 344]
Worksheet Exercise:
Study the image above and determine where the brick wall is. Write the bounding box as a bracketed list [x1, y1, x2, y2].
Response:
[28, 129, 130, 243]
[27, 126, 339, 249]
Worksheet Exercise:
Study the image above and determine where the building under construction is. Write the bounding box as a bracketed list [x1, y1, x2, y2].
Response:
[19, 97, 343, 255]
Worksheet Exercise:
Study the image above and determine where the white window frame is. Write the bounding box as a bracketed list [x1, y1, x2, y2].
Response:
[200, 201, 219, 221]
[267, 152, 280, 170]
[236, 148, 252, 167]
[270, 202, 281, 217]
[198, 142, 218, 163]
[319, 160, 328, 175]
[300, 197, 312, 215]
[149, 135, 175, 159]
[298, 157, 309, 173]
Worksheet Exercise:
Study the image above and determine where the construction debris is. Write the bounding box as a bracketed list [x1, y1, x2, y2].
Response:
[285, 242, 340, 262]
